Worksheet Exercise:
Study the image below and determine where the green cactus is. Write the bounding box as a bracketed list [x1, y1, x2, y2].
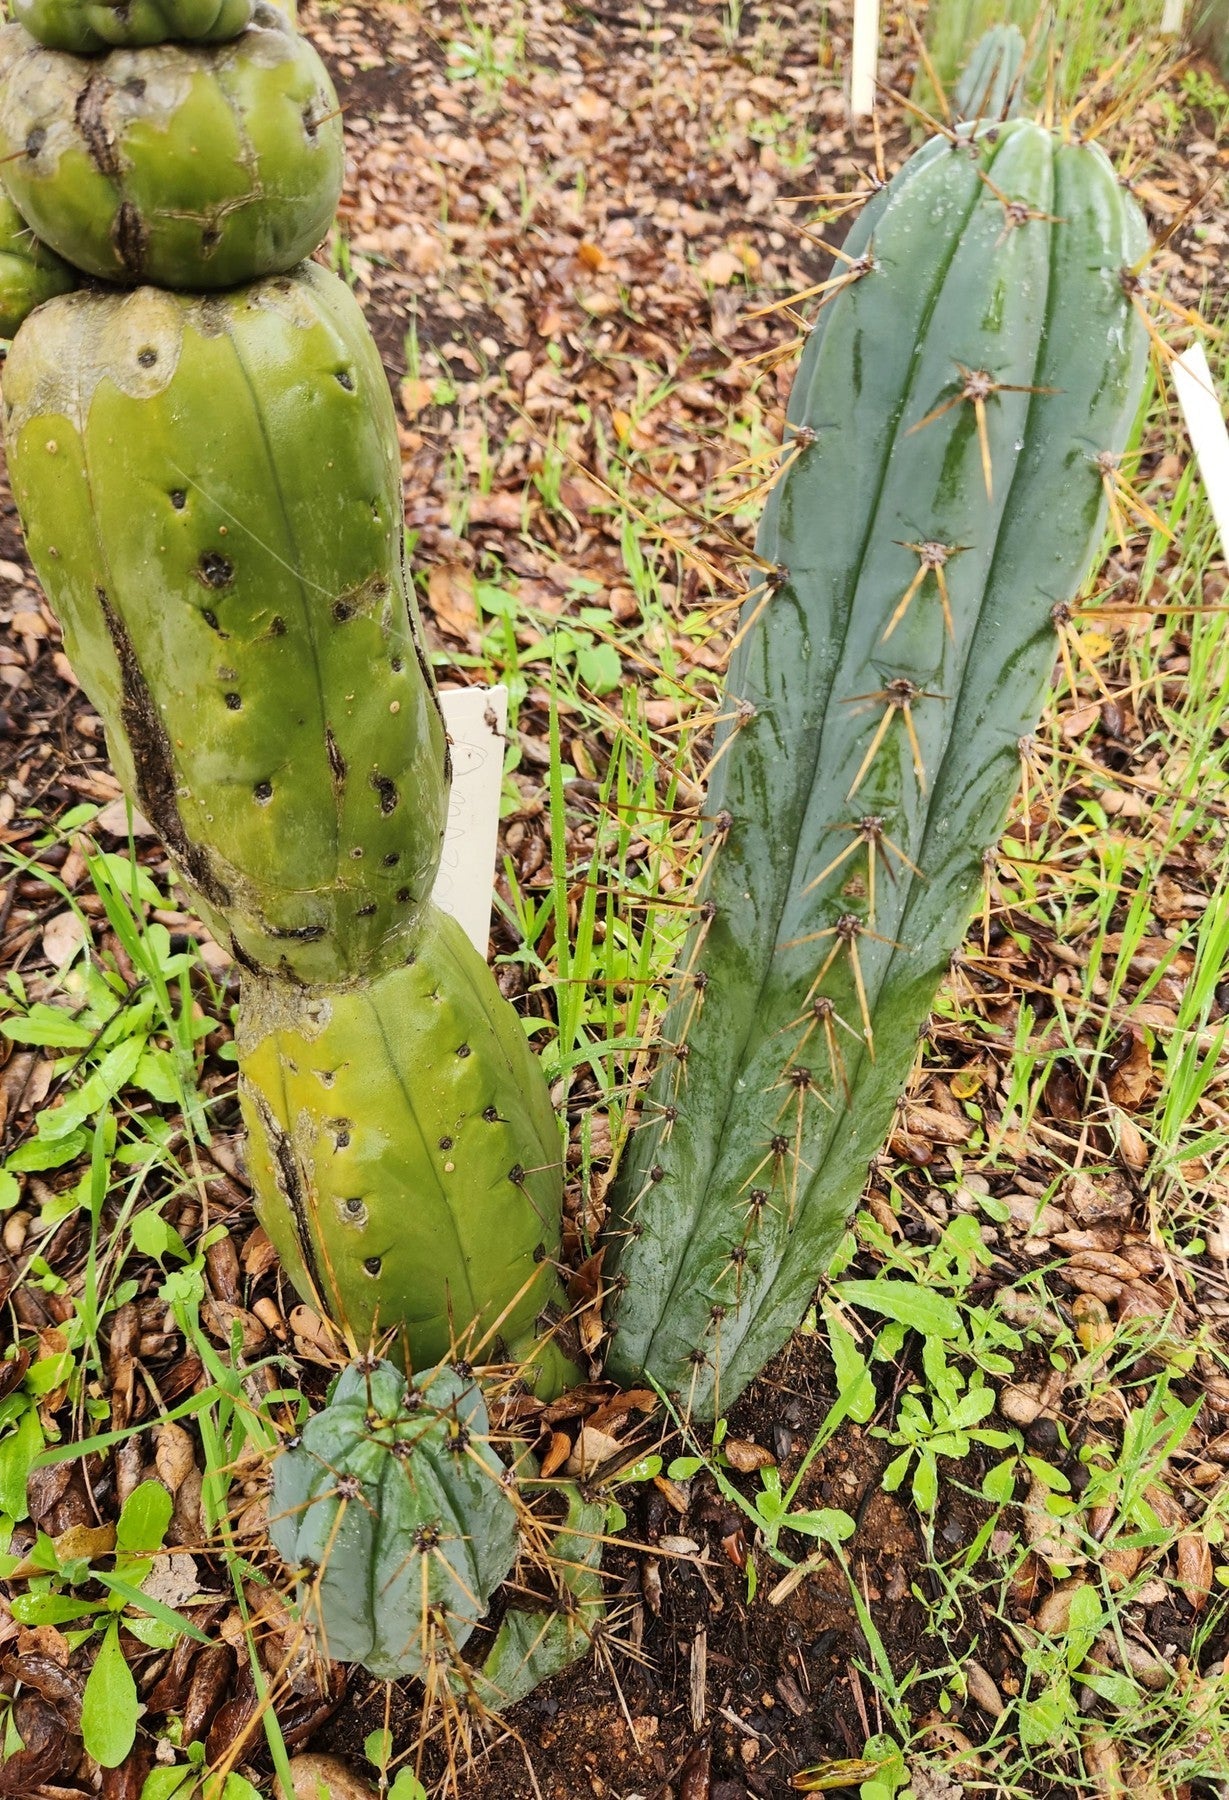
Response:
[462, 1484, 606, 1712]
[0, 4, 342, 288]
[954, 24, 1027, 121]
[240, 904, 577, 1393]
[272, 1361, 604, 1701]
[1192, 0, 1229, 81]
[605, 121, 1149, 1416]
[270, 1359, 521, 1681]
[3, 262, 449, 985]
[913, 0, 1039, 119]
[11, 0, 252, 55]
[0, 195, 73, 337]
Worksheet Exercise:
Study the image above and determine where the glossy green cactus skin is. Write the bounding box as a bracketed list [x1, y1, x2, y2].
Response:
[954, 24, 1027, 120]
[11, 0, 252, 55]
[463, 1484, 606, 1711]
[0, 196, 73, 337]
[4, 263, 448, 984]
[606, 124, 1149, 1416]
[270, 1360, 520, 1681]
[240, 905, 577, 1397]
[0, 5, 342, 288]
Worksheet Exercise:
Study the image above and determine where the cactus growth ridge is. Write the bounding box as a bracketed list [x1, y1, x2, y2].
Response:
[604, 119, 1150, 1418]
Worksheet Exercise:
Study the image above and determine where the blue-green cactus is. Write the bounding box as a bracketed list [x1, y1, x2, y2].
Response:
[605, 121, 1150, 1417]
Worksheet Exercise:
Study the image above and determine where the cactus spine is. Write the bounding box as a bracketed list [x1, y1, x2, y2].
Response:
[3, 3, 576, 1400]
[604, 121, 1149, 1417]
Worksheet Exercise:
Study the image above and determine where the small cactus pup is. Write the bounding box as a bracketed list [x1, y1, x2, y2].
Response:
[0, 195, 73, 337]
[954, 23, 1028, 121]
[0, 3, 343, 288]
[271, 1360, 605, 1706]
[270, 1360, 521, 1681]
[11, 0, 253, 55]
[239, 904, 579, 1396]
[461, 1484, 606, 1713]
[605, 120, 1149, 1417]
[913, 0, 1039, 118]
[3, 262, 449, 984]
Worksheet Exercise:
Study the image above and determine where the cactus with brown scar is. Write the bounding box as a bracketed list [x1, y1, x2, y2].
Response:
[0, 4, 343, 289]
[604, 120, 1150, 1417]
[2, 8, 575, 1406]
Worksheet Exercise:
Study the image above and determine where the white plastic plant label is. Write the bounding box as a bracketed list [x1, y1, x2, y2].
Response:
[850, 0, 881, 117]
[431, 684, 509, 955]
[1172, 341, 1229, 564]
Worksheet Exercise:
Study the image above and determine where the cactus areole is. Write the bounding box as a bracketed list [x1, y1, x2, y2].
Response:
[0, 4, 343, 288]
[605, 122, 1149, 1417]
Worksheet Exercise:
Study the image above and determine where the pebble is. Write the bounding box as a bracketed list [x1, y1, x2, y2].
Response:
[1004, 1194, 1065, 1235]
[2, 1210, 30, 1255]
[998, 1383, 1044, 1427]
[995, 1288, 1065, 1336]
[1094, 1630, 1170, 1691]
[274, 1755, 376, 1800]
[1034, 1577, 1086, 1634]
